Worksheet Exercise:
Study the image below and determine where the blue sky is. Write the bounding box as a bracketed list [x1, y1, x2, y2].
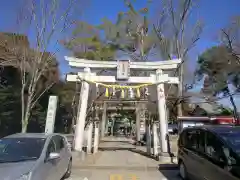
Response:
[0, 0, 240, 107]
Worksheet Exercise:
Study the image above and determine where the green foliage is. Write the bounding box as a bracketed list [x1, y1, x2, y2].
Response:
[218, 106, 233, 115]
[0, 85, 21, 136]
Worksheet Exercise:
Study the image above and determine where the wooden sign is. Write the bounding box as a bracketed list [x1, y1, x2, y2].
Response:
[117, 60, 130, 80]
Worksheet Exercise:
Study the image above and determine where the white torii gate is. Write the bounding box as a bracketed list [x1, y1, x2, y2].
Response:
[65, 56, 181, 158]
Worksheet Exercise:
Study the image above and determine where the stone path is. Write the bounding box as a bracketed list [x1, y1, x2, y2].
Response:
[68, 136, 180, 180]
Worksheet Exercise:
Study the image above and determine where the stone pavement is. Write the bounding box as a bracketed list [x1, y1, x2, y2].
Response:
[68, 136, 180, 180]
[68, 168, 180, 180]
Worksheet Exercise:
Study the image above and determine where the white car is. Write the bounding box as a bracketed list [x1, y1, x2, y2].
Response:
[0, 133, 72, 180]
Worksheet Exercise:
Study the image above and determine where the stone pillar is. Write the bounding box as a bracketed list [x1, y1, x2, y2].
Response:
[105, 118, 109, 135]
[93, 121, 99, 154]
[93, 104, 100, 154]
[74, 67, 90, 152]
[139, 104, 146, 141]
[101, 102, 107, 138]
[156, 69, 168, 154]
[86, 121, 93, 154]
[152, 122, 159, 156]
[135, 104, 141, 143]
[145, 112, 151, 154]
[111, 118, 115, 136]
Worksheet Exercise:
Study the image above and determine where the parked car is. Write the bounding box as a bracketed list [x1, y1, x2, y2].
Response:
[178, 125, 240, 180]
[0, 133, 72, 180]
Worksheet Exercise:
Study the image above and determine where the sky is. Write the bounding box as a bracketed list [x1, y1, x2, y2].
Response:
[0, 0, 240, 108]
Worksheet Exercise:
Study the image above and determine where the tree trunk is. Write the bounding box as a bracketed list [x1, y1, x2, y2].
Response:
[21, 85, 25, 132]
[21, 94, 32, 133]
[21, 121, 28, 133]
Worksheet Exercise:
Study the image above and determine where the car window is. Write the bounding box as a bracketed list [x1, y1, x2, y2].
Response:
[52, 135, 65, 152]
[220, 132, 240, 154]
[185, 129, 199, 150]
[59, 136, 65, 149]
[0, 138, 45, 163]
[46, 139, 56, 157]
[198, 130, 205, 152]
[182, 129, 205, 153]
[205, 132, 225, 161]
[178, 131, 186, 146]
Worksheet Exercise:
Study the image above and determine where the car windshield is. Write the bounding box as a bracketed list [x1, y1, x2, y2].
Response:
[0, 137, 46, 163]
[221, 132, 240, 153]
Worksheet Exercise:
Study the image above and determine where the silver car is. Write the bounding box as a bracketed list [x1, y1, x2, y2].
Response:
[0, 133, 72, 180]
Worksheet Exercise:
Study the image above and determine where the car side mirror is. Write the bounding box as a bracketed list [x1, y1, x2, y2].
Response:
[47, 152, 60, 161]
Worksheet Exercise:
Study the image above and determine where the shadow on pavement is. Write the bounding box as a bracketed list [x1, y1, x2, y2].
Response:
[99, 145, 178, 163]
[100, 140, 133, 145]
[158, 169, 180, 180]
[158, 164, 179, 180]
[158, 163, 178, 170]
[129, 148, 157, 161]
[98, 147, 136, 151]
[98, 146, 157, 160]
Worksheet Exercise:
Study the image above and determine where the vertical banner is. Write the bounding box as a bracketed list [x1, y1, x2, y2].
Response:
[45, 96, 58, 134]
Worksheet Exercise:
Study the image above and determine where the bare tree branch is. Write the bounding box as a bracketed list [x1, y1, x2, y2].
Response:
[153, 0, 203, 116]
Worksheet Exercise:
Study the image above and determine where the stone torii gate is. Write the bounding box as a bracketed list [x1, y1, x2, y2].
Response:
[66, 56, 181, 159]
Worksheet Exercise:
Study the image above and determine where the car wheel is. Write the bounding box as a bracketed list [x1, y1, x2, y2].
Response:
[179, 161, 188, 180]
[63, 159, 72, 179]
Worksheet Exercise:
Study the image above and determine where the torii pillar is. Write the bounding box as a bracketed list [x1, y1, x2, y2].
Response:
[74, 67, 90, 152]
[156, 69, 168, 158]
[101, 102, 107, 138]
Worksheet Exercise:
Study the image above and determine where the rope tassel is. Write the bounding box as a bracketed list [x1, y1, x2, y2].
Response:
[113, 86, 116, 96]
[136, 88, 140, 98]
[105, 88, 109, 97]
[121, 89, 125, 98]
[96, 83, 99, 95]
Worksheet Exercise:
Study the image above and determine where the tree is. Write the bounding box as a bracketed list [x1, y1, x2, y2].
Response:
[195, 46, 239, 119]
[0, 0, 80, 132]
[0, 67, 22, 136]
[154, 0, 203, 116]
[53, 81, 76, 133]
[98, 0, 155, 62]
[0, 32, 77, 135]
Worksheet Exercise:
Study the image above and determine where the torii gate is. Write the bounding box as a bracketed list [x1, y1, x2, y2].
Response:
[66, 56, 181, 159]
